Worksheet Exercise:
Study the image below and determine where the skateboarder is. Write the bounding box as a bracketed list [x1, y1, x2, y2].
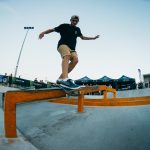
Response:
[39, 15, 99, 89]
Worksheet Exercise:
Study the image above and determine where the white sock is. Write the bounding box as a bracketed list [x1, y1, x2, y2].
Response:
[57, 78, 63, 81]
[63, 78, 69, 81]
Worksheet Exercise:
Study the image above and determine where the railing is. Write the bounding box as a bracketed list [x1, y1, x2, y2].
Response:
[4, 86, 116, 138]
[77, 86, 116, 112]
[4, 89, 66, 138]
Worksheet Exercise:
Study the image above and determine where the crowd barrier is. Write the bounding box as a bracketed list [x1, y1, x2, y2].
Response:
[0, 75, 47, 89]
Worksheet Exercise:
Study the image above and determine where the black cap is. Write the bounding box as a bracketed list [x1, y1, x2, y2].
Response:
[71, 15, 79, 21]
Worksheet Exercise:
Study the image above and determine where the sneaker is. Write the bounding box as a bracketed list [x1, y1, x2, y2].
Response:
[56, 79, 62, 84]
[59, 79, 80, 90]
[73, 80, 86, 88]
[69, 79, 86, 88]
[67, 79, 77, 85]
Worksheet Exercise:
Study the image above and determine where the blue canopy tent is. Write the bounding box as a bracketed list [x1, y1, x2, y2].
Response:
[96, 76, 117, 89]
[75, 76, 94, 85]
[116, 75, 136, 90]
[96, 76, 115, 86]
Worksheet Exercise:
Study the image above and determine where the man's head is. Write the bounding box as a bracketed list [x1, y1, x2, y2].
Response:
[70, 15, 79, 26]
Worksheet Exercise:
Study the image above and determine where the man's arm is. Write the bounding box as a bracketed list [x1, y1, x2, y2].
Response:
[39, 28, 55, 39]
[80, 35, 99, 40]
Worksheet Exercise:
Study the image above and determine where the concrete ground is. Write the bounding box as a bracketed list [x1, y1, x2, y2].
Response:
[108, 88, 150, 98]
[0, 109, 38, 150]
[0, 85, 18, 93]
[16, 101, 150, 150]
[0, 86, 37, 150]
[0, 86, 150, 150]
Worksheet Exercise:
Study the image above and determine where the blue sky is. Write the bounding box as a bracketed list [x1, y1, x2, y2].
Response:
[0, 0, 150, 82]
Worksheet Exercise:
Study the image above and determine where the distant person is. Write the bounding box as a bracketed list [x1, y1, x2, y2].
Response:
[39, 15, 99, 89]
[8, 74, 13, 87]
[34, 78, 38, 83]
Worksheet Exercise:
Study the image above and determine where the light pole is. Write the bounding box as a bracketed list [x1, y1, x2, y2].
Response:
[138, 69, 142, 83]
[14, 27, 34, 78]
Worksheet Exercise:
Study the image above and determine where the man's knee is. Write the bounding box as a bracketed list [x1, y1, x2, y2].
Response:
[63, 55, 71, 60]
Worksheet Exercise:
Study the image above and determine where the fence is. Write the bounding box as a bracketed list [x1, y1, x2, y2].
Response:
[0, 75, 47, 89]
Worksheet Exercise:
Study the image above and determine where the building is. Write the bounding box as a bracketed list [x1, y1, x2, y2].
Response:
[143, 74, 150, 88]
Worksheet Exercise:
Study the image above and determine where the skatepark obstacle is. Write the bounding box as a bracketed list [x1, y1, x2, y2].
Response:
[4, 85, 116, 138]
[4, 89, 66, 138]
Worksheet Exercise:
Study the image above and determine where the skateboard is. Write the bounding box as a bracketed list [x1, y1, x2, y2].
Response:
[58, 84, 82, 96]
[59, 85, 100, 96]
[52, 83, 98, 96]
[53, 83, 101, 96]
[51, 83, 83, 96]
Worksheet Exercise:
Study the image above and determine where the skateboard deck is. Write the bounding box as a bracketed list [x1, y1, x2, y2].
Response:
[58, 84, 82, 95]
[51, 83, 85, 95]
[57, 84, 99, 96]
[52, 83, 99, 96]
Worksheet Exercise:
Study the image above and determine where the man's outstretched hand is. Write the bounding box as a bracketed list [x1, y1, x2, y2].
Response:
[94, 35, 100, 39]
[39, 32, 45, 39]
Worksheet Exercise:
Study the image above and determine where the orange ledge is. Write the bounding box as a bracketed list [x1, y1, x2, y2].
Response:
[49, 96, 150, 106]
[3, 86, 116, 138]
[4, 89, 66, 138]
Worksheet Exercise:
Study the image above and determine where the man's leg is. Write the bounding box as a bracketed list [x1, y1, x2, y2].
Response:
[57, 47, 80, 89]
[68, 55, 78, 73]
[61, 55, 71, 79]
[59, 52, 78, 79]
[58, 45, 71, 80]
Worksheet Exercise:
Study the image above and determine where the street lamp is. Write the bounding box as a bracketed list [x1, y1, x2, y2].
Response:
[14, 27, 34, 78]
[138, 69, 142, 83]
